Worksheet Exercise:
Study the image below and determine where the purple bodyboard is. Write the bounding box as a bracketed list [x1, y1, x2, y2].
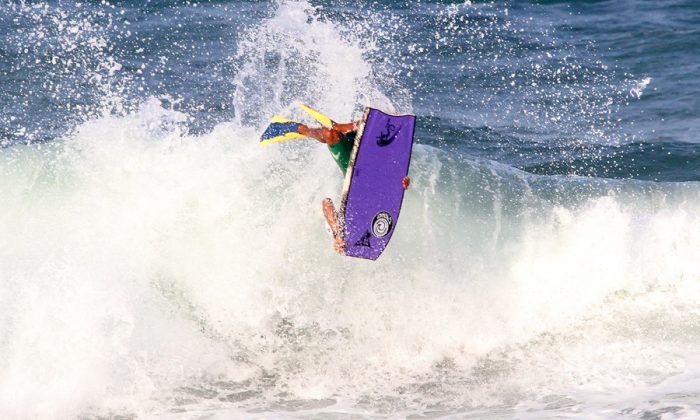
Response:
[340, 108, 416, 260]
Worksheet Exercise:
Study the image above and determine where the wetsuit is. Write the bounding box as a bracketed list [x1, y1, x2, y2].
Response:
[327, 131, 356, 175]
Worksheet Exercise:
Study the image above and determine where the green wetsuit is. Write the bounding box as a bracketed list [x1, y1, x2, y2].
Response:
[327, 131, 356, 175]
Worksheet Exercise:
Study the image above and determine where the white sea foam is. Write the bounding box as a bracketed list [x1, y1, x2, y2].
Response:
[1, 1, 700, 419]
[630, 77, 652, 99]
[2, 93, 700, 419]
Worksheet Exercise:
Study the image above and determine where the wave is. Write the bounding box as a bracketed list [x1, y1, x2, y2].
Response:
[2, 93, 700, 417]
[420, 116, 700, 181]
[1, 1, 699, 418]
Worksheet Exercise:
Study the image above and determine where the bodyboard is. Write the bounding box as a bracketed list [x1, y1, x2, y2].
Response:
[339, 108, 415, 260]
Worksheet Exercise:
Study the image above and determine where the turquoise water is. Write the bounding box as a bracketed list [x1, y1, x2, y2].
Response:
[1, 1, 699, 418]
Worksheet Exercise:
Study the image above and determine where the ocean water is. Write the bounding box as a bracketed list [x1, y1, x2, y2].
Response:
[1, 0, 700, 418]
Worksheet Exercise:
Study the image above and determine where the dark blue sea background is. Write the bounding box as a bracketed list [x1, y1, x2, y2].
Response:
[3, 1, 699, 179]
[1, 1, 699, 418]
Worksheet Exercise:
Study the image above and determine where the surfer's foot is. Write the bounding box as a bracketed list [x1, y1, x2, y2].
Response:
[333, 237, 346, 254]
[402, 176, 410, 190]
[322, 198, 336, 230]
[322, 198, 345, 254]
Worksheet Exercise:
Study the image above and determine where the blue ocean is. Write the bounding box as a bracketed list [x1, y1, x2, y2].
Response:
[2, 1, 699, 418]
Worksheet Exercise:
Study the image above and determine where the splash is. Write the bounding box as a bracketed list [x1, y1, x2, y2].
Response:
[230, 0, 408, 128]
[2, 1, 700, 419]
[630, 77, 652, 99]
[2, 103, 700, 419]
[0, 1, 132, 145]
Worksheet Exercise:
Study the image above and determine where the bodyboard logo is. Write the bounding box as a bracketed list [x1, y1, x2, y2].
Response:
[355, 231, 372, 248]
[377, 119, 401, 147]
[371, 212, 393, 238]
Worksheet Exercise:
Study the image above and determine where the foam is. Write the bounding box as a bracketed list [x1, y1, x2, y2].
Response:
[2, 1, 700, 418]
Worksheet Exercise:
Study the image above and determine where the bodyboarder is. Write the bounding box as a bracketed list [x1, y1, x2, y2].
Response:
[295, 120, 410, 254]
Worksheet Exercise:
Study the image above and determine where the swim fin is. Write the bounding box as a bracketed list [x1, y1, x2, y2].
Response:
[259, 116, 305, 146]
[298, 103, 334, 129]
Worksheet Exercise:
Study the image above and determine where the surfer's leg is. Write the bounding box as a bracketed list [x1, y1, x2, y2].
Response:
[322, 198, 345, 254]
[298, 124, 342, 145]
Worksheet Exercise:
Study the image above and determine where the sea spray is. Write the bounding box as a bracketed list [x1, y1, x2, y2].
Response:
[1, 0, 700, 418]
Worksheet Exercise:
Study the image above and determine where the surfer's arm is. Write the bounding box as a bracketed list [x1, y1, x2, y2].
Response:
[297, 124, 342, 145]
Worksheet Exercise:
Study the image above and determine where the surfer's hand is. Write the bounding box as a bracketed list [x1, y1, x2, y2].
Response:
[402, 176, 410, 190]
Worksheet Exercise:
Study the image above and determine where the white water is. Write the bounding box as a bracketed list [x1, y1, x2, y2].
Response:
[2, 1, 700, 419]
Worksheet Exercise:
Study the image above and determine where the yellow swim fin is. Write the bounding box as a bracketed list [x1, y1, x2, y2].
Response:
[298, 103, 334, 128]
